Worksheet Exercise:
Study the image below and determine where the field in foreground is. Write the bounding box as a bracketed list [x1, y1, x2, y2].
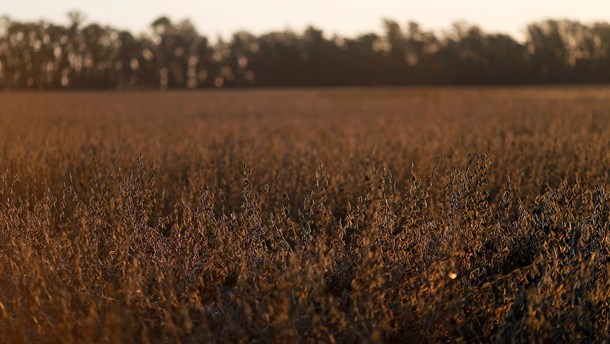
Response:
[0, 87, 609, 343]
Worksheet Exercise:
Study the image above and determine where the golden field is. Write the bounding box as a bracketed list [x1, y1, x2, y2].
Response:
[0, 87, 609, 343]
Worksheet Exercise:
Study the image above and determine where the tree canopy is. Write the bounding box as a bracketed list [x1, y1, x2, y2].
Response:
[1, 14, 610, 89]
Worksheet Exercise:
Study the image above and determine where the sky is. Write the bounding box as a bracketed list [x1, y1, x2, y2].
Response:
[3, 0, 610, 41]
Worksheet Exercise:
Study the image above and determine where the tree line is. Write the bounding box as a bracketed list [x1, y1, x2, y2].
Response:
[1, 13, 610, 89]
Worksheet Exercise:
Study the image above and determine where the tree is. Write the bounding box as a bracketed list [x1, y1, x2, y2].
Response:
[1, 13, 610, 89]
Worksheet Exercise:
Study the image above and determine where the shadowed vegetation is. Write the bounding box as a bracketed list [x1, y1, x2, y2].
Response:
[2, 14, 610, 89]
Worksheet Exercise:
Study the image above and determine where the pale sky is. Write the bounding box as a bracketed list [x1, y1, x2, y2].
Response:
[3, 0, 610, 41]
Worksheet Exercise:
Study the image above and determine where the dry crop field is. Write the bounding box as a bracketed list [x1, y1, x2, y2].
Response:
[0, 87, 609, 343]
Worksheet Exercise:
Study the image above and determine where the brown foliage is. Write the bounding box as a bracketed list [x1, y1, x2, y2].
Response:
[0, 87, 609, 343]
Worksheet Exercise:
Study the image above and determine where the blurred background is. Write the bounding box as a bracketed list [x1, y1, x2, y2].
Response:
[2, 0, 610, 89]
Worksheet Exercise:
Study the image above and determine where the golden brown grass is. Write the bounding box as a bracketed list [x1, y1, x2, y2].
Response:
[0, 87, 609, 343]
